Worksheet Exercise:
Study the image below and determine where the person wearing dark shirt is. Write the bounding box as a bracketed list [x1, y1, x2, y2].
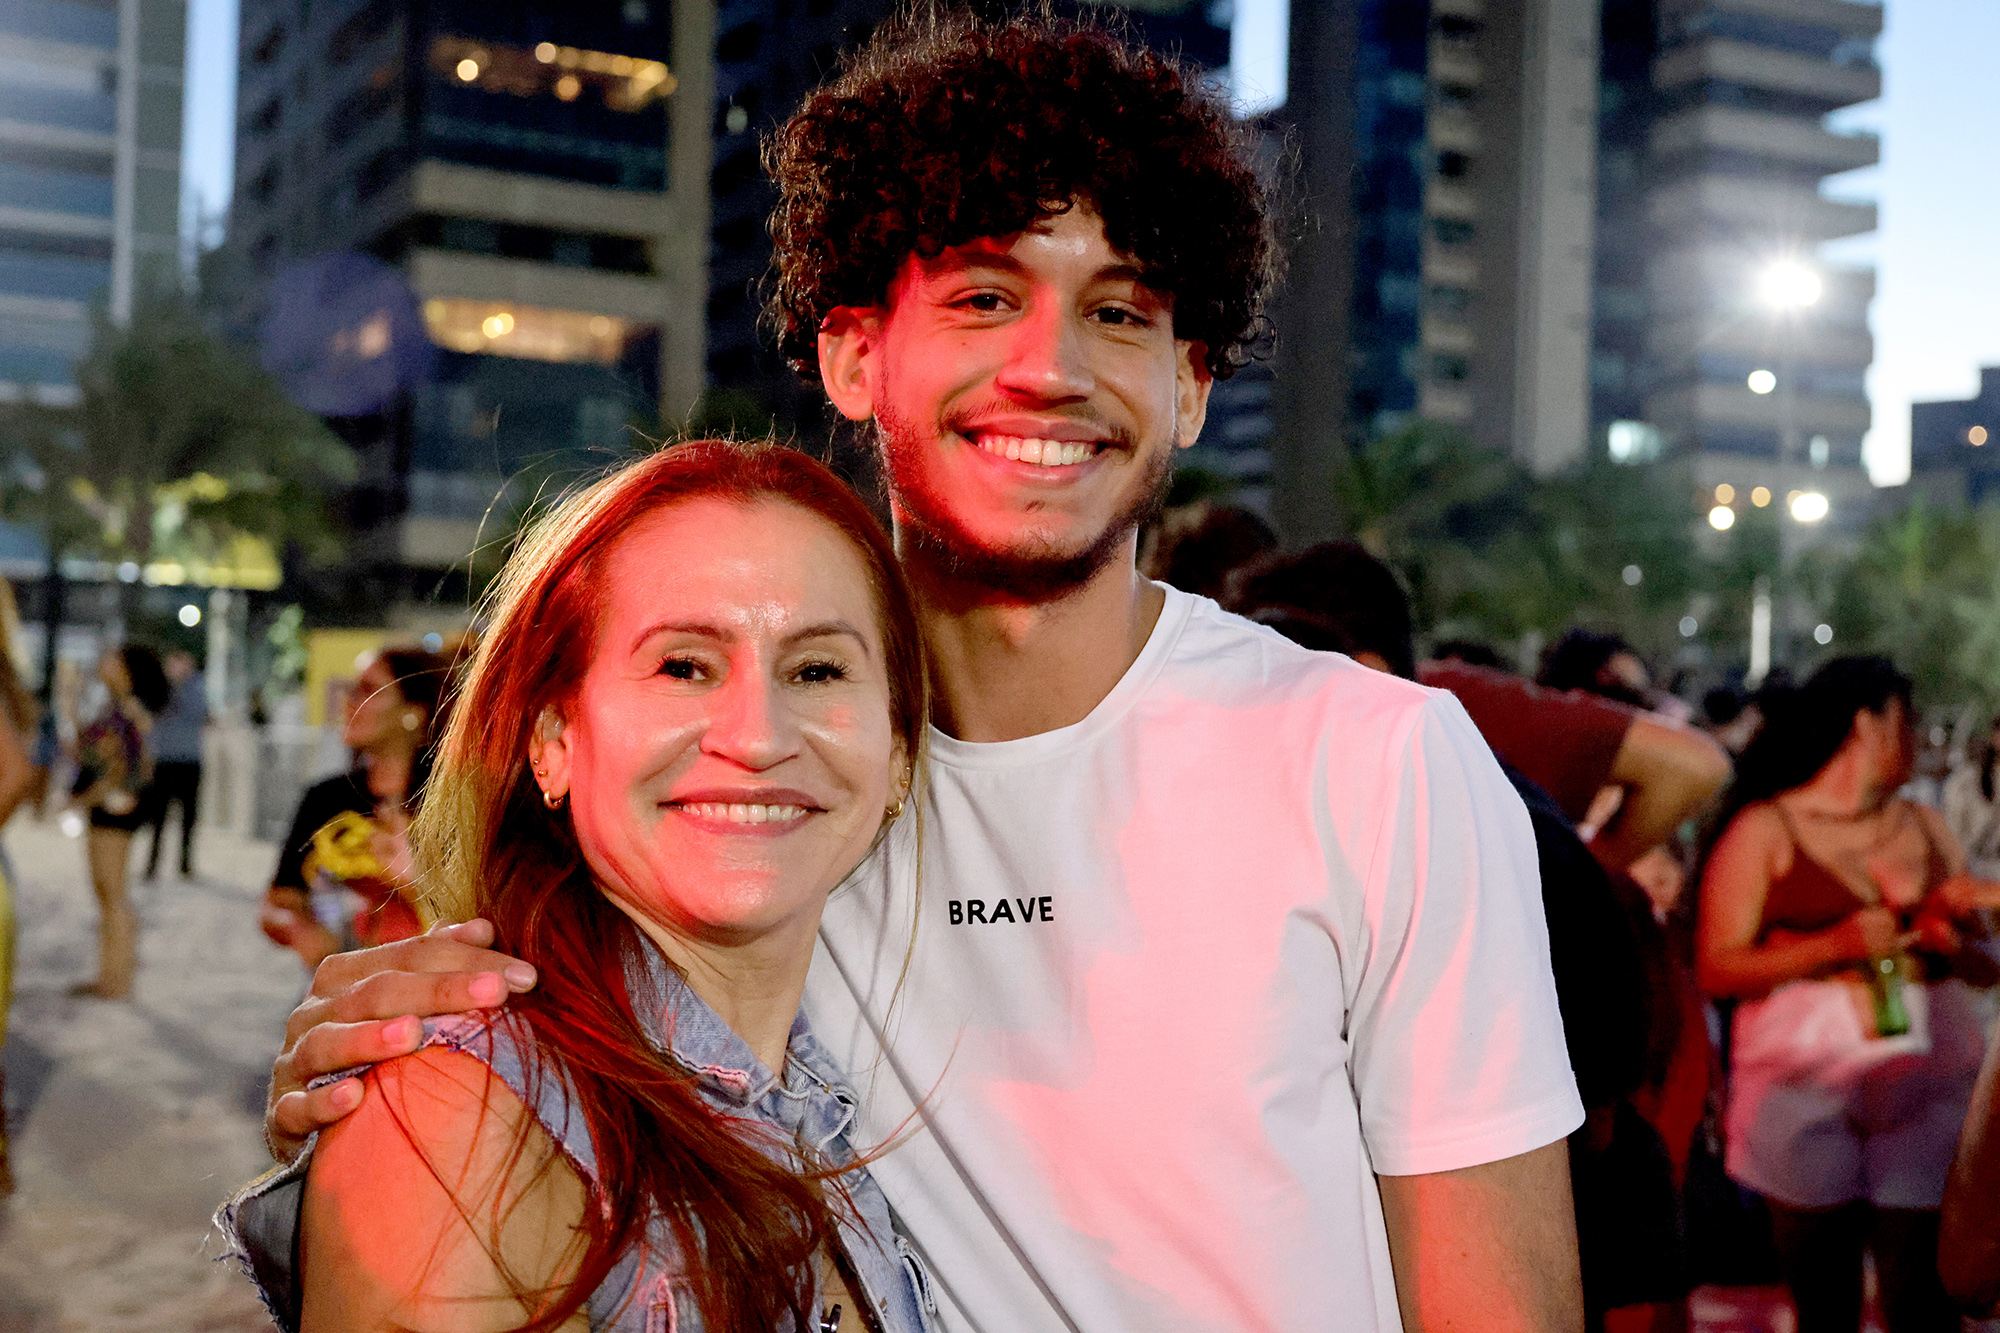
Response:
[141, 650, 206, 880]
[259, 648, 445, 971]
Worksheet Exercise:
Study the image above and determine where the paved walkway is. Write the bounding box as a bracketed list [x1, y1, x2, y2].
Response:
[0, 812, 294, 1331]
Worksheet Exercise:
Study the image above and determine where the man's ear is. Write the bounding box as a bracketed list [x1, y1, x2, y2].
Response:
[1175, 340, 1214, 450]
[818, 306, 885, 423]
[528, 707, 572, 804]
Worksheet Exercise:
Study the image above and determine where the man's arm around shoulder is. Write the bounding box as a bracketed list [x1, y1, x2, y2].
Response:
[1378, 1141, 1583, 1333]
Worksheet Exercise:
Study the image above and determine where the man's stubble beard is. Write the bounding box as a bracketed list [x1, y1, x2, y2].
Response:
[876, 413, 1175, 602]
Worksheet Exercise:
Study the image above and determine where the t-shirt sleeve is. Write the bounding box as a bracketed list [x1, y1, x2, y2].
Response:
[1418, 663, 1635, 823]
[1344, 691, 1585, 1177]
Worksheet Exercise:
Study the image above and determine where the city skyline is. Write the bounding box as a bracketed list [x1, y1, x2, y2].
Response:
[176, 0, 1998, 489]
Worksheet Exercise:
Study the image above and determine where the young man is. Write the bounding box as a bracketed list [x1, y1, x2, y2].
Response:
[267, 15, 1585, 1331]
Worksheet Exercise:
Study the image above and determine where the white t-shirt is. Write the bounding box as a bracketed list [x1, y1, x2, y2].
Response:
[806, 587, 1581, 1333]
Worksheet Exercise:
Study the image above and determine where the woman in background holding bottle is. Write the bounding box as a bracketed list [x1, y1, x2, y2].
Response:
[1699, 656, 2000, 1333]
[258, 647, 446, 971]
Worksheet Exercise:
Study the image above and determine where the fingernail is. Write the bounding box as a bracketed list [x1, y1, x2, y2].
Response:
[469, 972, 503, 1005]
[503, 963, 537, 991]
[384, 1016, 419, 1048]
[331, 1079, 361, 1109]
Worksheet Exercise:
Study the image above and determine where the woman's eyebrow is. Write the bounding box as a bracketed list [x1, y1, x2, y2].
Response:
[785, 621, 871, 657]
[628, 620, 728, 653]
[627, 620, 870, 656]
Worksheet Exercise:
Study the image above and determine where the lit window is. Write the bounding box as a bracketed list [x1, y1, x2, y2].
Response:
[1709, 506, 1735, 531]
[425, 299, 638, 366]
[1790, 491, 1829, 523]
[1747, 369, 1776, 394]
[1751, 486, 1771, 507]
[1972, 425, 1989, 446]
[431, 36, 675, 110]
[1714, 483, 1735, 504]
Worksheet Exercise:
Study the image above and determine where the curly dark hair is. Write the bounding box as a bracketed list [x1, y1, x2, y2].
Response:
[764, 6, 1277, 382]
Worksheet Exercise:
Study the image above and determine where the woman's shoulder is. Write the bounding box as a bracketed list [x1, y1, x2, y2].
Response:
[1709, 800, 1795, 876]
[303, 1044, 592, 1326]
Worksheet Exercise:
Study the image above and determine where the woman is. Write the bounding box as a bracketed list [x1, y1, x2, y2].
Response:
[228, 441, 930, 1333]
[70, 643, 170, 999]
[1942, 715, 2000, 881]
[1697, 656, 2000, 1333]
[0, 581, 38, 1191]
[258, 647, 447, 970]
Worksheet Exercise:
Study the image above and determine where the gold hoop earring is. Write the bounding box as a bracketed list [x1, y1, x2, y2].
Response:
[885, 794, 906, 821]
[543, 787, 566, 811]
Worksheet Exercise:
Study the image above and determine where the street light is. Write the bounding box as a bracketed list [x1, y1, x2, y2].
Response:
[1758, 259, 1823, 311]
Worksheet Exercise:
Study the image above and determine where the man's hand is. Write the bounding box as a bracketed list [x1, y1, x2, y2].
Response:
[265, 919, 537, 1162]
[1378, 1141, 1583, 1332]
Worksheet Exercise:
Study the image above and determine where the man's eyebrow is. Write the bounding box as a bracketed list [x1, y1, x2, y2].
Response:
[924, 253, 1163, 295]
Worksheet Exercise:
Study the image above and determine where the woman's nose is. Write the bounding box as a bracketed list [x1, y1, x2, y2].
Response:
[701, 673, 798, 770]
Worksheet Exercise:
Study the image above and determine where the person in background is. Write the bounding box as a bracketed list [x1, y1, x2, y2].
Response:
[70, 644, 170, 999]
[1423, 648, 1729, 875]
[1943, 715, 2000, 881]
[258, 647, 446, 971]
[1701, 687, 1765, 758]
[140, 649, 206, 880]
[1941, 1024, 2000, 1317]
[1432, 637, 1512, 671]
[1542, 629, 1657, 711]
[1140, 500, 1277, 602]
[1698, 657, 2000, 1333]
[0, 583, 38, 1191]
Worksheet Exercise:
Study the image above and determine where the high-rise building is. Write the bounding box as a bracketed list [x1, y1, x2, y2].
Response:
[229, 0, 712, 612]
[1909, 368, 2000, 508]
[1266, 0, 1607, 539]
[0, 0, 185, 402]
[1637, 0, 1881, 535]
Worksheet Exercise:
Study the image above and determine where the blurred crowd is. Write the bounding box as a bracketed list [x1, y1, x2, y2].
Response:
[1144, 500, 2000, 1333]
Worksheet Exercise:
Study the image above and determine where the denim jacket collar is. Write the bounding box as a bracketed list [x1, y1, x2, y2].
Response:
[625, 942, 859, 1157]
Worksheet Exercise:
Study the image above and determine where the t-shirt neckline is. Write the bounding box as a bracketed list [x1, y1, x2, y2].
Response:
[925, 583, 1196, 771]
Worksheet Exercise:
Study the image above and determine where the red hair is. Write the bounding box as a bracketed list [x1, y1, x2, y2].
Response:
[412, 439, 927, 1331]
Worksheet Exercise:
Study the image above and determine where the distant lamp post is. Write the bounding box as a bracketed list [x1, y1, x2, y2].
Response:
[1755, 257, 1823, 672]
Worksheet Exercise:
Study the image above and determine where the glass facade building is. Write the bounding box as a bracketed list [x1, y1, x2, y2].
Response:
[0, 0, 184, 399]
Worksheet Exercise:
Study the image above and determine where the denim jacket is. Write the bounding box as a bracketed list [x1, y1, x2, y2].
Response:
[220, 946, 940, 1333]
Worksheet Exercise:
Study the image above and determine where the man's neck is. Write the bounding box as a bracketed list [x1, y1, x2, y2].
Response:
[904, 532, 1166, 742]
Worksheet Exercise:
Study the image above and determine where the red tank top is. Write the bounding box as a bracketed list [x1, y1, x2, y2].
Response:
[1759, 800, 1947, 940]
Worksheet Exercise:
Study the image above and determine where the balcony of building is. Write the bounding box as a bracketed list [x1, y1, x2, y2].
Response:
[1647, 379, 1872, 440]
[1651, 105, 1878, 175]
[1648, 173, 1875, 242]
[1709, 0, 1883, 41]
[409, 160, 673, 240]
[1656, 38, 1881, 109]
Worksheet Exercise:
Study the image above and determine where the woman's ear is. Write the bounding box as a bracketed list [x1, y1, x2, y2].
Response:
[528, 707, 571, 804]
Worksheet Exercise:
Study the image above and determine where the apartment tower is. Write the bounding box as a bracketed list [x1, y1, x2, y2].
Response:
[0, 0, 185, 401]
